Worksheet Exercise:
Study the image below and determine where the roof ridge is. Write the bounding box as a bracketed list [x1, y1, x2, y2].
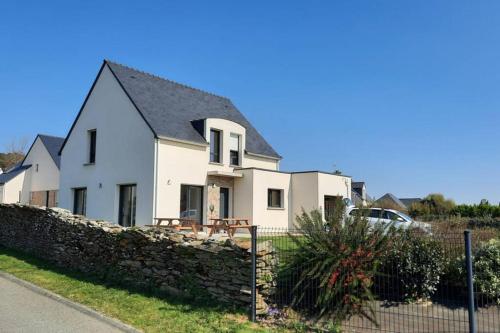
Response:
[38, 133, 64, 139]
[104, 60, 232, 102]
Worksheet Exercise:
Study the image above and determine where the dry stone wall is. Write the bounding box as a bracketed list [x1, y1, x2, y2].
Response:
[0, 204, 275, 312]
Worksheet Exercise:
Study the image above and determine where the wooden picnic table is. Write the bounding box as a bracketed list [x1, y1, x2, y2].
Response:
[207, 218, 251, 238]
[145, 217, 201, 235]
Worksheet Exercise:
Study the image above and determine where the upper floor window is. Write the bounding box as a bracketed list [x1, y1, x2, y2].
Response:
[229, 133, 240, 166]
[268, 189, 283, 208]
[88, 130, 96, 164]
[210, 129, 221, 163]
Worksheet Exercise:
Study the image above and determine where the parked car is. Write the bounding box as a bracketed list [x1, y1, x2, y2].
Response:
[346, 206, 432, 233]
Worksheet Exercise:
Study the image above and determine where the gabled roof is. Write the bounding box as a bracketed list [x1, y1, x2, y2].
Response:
[0, 163, 31, 185]
[23, 134, 65, 170]
[375, 193, 407, 209]
[38, 135, 65, 169]
[60, 60, 281, 159]
[400, 198, 421, 208]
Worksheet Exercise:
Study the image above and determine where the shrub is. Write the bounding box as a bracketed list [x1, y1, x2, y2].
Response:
[379, 232, 445, 301]
[473, 239, 500, 305]
[282, 206, 395, 325]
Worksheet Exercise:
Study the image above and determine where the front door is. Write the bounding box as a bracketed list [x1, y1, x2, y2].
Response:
[219, 187, 229, 219]
[119, 184, 136, 227]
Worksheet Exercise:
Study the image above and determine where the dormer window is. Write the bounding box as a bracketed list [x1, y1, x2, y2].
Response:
[229, 133, 240, 166]
[210, 129, 221, 163]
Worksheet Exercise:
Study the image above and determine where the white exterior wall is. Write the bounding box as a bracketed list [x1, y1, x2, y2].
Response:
[59, 65, 155, 225]
[19, 137, 60, 203]
[1, 172, 25, 204]
[155, 139, 209, 221]
[244, 154, 279, 170]
[317, 173, 351, 218]
[290, 173, 319, 225]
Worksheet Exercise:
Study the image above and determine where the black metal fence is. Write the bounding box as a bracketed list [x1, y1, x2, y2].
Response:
[250, 227, 500, 332]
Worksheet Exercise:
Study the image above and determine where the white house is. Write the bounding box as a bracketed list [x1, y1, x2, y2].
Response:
[0, 134, 64, 207]
[59, 60, 351, 228]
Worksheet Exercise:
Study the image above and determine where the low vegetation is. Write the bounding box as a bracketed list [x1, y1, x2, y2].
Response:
[280, 207, 396, 327]
[0, 246, 282, 333]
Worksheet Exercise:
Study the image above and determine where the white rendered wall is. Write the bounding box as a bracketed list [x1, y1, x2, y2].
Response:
[290, 173, 320, 225]
[59, 65, 155, 225]
[155, 139, 209, 222]
[1, 172, 25, 203]
[316, 173, 351, 218]
[20, 137, 60, 203]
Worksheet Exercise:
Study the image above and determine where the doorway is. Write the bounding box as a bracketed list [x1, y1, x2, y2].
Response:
[180, 185, 203, 224]
[324, 195, 342, 221]
[119, 184, 136, 227]
[219, 187, 229, 219]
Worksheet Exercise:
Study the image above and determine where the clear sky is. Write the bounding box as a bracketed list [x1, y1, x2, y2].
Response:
[1, 1, 499, 204]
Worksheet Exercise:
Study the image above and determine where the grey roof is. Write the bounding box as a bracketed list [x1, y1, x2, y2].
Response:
[400, 198, 421, 208]
[0, 163, 31, 184]
[37, 135, 65, 169]
[352, 181, 365, 189]
[105, 61, 280, 159]
[375, 193, 407, 209]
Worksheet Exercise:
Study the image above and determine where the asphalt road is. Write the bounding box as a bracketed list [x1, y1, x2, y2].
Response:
[0, 273, 135, 333]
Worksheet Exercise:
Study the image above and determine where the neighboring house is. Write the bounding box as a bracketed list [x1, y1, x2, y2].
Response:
[0, 134, 64, 207]
[399, 197, 421, 208]
[352, 181, 367, 206]
[59, 60, 351, 228]
[374, 193, 408, 211]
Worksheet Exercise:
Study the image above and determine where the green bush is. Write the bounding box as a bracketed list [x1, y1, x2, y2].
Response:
[379, 232, 445, 301]
[282, 207, 395, 325]
[473, 239, 500, 304]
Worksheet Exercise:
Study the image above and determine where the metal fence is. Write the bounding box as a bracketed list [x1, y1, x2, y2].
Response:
[249, 227, 500, 332]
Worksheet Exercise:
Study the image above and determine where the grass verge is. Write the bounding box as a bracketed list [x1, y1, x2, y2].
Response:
[0, 246, 281, 333]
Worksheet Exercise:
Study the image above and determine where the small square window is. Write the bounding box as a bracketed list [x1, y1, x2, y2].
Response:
[268, 189, 283, 208]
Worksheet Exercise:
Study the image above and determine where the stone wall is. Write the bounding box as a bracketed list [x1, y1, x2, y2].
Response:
[0, 204, 275, 312]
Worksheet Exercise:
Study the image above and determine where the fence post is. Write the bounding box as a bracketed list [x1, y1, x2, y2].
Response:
[464, 230, 477, 333]
[250, 225, 257, 322]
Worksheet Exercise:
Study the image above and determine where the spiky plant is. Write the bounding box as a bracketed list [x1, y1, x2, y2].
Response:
[284, 203, 395, 325]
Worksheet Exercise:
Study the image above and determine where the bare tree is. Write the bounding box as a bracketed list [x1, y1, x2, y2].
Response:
[0, 137, 29, 170]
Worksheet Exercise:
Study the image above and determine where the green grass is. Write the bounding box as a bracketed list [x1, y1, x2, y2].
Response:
[0, 246, 284, 333]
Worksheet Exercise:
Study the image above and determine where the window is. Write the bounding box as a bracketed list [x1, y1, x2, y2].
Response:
[210, 129, 221, 163]
[229, 133, 240, 166]
[88, 130, 97, 164]
[383, 210, 405, 222]
[73, 188, 87, 215]
[119, 184, 136, 227]
[267, 189, 283, 208]
[180, 185, 203, 224]
[369, 209, 382, 219]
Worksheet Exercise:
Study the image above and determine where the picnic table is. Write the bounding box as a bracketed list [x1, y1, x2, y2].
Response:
[207, 218, 251, 238]
[146, 218, 201, 235]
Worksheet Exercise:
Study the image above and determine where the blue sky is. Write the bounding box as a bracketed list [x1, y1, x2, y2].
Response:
[1, 1, 499, 204]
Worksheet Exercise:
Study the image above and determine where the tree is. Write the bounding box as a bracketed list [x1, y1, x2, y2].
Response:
[0, 137, 28, 170]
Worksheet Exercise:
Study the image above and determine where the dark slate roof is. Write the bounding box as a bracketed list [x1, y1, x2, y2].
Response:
[0, 163, 31, 184]
[105, 61, 281, 159]
[38, 135, 65, 169]
[352, 182, 365, 189]
[400, 198, 421, 208]
[375, 193, 407, 209]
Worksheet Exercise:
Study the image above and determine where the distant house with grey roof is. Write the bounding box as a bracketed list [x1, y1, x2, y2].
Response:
[58, 60, 352, 228]
[0, 134, 64, 206]
[374, 194, 422, 211]
[352, 181, 368, 206]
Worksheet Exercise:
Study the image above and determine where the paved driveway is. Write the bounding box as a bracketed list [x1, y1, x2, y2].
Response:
[0, 273, 136, 333]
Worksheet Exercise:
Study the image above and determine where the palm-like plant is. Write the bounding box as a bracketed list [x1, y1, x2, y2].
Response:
[284, 203, 395, 325]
